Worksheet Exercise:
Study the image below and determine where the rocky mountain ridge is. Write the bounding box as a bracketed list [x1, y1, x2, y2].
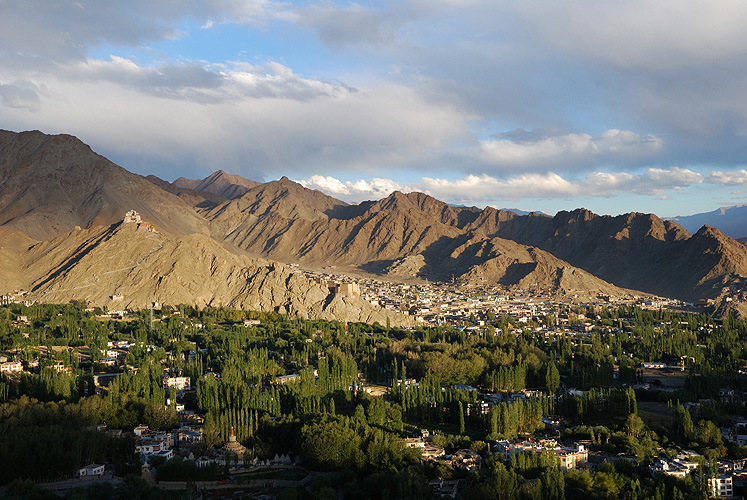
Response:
[174, 170, 260, 200]
[1, 129, 746, 314]
[1, 219, 410, 325]
[0, 130, 210, 239]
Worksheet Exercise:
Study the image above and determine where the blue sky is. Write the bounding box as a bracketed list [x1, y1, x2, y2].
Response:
[3, 1, 747, 218]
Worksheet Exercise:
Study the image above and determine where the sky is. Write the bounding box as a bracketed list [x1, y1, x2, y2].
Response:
[3, 1, 747, 218]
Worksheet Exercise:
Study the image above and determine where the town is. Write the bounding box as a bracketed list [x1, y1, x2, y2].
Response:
[1, 293, 746, 499]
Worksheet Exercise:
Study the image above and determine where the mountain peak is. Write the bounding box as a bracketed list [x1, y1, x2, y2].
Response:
[173, 169, 260, 199]
[0, 129, 209, 239]
[694, 224, 727, 240]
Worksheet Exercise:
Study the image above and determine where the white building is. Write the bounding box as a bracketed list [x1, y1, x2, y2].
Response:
[650, 458, 690, 478]
[123, 210, 142, 224]
[163, 376, 191, 390]
[0, 361, 22, 374]
[554, 444, 588, 471]
[707, 474, 734, 498]
[78, 464, 105, 477]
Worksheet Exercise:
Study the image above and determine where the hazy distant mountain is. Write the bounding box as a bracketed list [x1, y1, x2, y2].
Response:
[0, 130, 210, 239]
[174, 170, 260, 200]
[670, 204, 747, 239]
[496, 207, 541, 216]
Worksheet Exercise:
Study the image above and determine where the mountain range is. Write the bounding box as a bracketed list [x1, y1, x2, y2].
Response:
[2, 129, 747, 318]
[670, 205, 747, 240]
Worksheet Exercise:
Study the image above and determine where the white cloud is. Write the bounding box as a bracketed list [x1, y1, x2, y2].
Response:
[296, 2, 405, 50]
[517, 0, 747, 70]
[708, 170, 747, 185]
[419, 173, 576, 201]
[297, 167, 704, 206]
[64, 56, 352, 103]
[0, 1, 293, 68]
[298, 175, 410, 202]
[0, 83, 41, 111]
[0, 57, 470, 179]
[583, 167, 703, 196]
[478, 129, 664, 170]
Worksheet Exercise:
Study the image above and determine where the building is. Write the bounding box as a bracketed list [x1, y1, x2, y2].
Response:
[641, 362, 667, 369]
[428, 478, 462, 498]
[78, 464, 105, 478]
[650, 458, 690, 478]
[0, 361, 22, 374]
[150, 449, 174, 462]
[405, 437, 426, 448]
[123, 210, 141, 224]
[450, 449, 482, 472]
[707, 474, 734, 498]
[421, 445, 446, 460]
[176, 428, 203, 444]
[727, 420, 747, 446]
[274, 373, 300, 385]
[163, 376, 191, 391]
[494, 440, 587, 471]
[328, 282, 360, 297]
[136, 440, 169, 456]
[222, 427, 246, 461]
[135, 431, 172, 457]
[555, 444, 588, 471]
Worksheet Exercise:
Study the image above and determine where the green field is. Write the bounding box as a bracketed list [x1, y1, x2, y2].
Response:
[637, 401, 673, 428]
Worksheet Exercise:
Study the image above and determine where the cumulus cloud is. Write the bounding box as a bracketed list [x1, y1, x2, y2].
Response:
[707, 170, 747, 185]
[420, 173, 576, 201]
[583, 167, 703, 195]
[66, 56, 352, 103]
[298, 175, 411, 202]
[478, 129, 664, 171]
[297, 167, 704, 205]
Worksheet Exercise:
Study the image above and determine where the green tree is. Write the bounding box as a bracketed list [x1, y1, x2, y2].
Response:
[545, 361, 560, 395]
[458, 401, 465, 434]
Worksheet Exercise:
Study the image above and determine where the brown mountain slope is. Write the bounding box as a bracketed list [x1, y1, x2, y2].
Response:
[471, 208, 747, 301]
[387, 232, 637, 299]
[3, 130, 745, 307]
[144, 174, 228, 208]
[0, 228, 36, 292]
[0, 130, 209, 239]
[666, 225, 747, 302]
[7, 221, 410, 325]
[205, 184, 469, 266]
[174, 170, 260, 200]
[205, 181, 636, 298]
[206, 180, 747, 303]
